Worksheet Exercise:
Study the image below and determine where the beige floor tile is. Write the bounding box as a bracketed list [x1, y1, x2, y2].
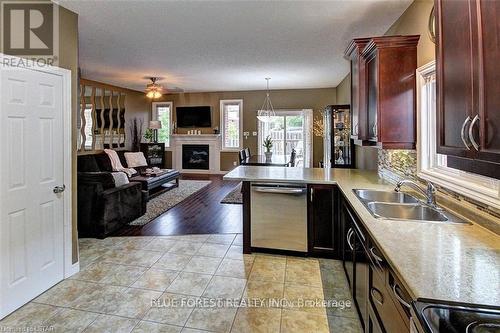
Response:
[132, 321, 182, 333]
[43, 308, 99, 333]
[224, 246, 255, 262]
[107, 288, 162, 319]
[78, 246, 111, 268]
[175, 234, 211, 242]
[73, 261, 147, 286]
[320, 268, 350, 290]
[132, 268, 179, 291]
[327, 315, 362, 333]
[113, 237, 156, 251]
[248, 257, 286, 283]
[231, 307, 281, 333]
[100, 249, 163, 267]
[280, 309, 329, 333]
[72, 284, 127, 313]
[83, 314, 138, 333]
[183, 256, 222, 274]
[232, 234, 243, 246]
[168, 241, 204, 256]
[144, 238, 179, 252]
[323, 288, 357, 318]
[34, 280, 97, 307]
[144, 293, 198, 326]
[242, 280, 284, 306]
[153, 253, 192, 271]
[285, 258, 322, 287]
[283, 283, 327, 315]
[0, 303, 61, 329]
[181, 328, 214, 333]
[215, 258, 253, 279]
[196, 243, 230, 258]
[202, 276, 247, 299]
[319, 259, 344, 272]
[166, 272, 212, 296]
[185, 300, 237, 333]
[206, 234, 236, 245]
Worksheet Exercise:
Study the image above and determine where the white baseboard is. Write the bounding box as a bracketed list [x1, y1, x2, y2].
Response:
[65, 261, 80, 278]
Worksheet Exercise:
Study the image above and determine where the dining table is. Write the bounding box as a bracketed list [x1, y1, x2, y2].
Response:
[241, 154, 289, 166]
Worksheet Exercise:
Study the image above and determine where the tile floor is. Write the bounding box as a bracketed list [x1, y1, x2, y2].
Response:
[0, 234, 362, 333]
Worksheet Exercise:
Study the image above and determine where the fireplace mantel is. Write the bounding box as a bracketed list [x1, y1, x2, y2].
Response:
[170, 134, 222, 174]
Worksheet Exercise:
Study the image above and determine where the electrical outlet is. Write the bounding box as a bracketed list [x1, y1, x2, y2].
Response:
[233, 161, 237, 166]
[243, 131, 250, 137]
[252, 131, 257, 136]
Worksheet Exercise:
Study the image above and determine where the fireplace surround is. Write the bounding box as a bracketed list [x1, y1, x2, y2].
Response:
[182, 144, 209, 170]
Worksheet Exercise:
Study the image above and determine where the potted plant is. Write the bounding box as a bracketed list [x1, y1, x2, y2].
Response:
[263, 135, 273, 160]
[144, 129, 153, 143]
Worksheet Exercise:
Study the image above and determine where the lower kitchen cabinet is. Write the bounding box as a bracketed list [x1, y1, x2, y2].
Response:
[307, 184, 338, 257]
[340, 194, 412, 332]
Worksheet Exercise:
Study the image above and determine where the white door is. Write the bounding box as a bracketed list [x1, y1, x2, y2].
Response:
[0, 65, 65, 318]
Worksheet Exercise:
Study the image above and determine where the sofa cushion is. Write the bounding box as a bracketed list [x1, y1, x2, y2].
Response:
[77, 172, 115, 190]
[125, 152, 148, 168]
[94, 153, 113, 171]
[111, 172, 130, 187]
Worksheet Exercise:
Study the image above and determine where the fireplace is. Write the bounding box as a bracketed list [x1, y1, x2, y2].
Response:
[182, 144, 209, 170]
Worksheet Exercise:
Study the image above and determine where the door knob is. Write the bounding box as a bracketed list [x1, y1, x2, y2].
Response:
[53, 185, 66, 194]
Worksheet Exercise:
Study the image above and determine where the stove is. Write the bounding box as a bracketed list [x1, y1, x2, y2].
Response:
[412, 300, 500, 333]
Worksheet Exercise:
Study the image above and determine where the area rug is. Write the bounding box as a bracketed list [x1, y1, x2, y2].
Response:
[220, 182, 243, 204]
[129, 180, 211, 226]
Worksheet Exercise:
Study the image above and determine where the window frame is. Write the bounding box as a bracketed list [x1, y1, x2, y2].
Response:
[151, 101, 173, 147]
[417, 61, 500, 209]
[220, 99, 243, 151]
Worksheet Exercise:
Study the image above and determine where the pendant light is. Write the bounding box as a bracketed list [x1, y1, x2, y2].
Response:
[145, 77, 163, 99]
[257, 78, 276, 122]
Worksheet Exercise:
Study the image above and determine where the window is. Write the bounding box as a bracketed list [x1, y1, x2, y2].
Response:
[220, 99, 243, 150]
[152, 102, 172, 147]
[258, 109, 313, 167]
[417, 61, 499, 209]
[83, 104, 93, 149]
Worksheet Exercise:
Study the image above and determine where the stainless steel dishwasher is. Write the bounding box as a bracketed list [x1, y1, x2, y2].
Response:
[250, 183, 308, 252]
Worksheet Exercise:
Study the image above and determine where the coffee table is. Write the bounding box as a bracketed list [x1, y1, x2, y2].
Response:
[131, 169, 180, 200]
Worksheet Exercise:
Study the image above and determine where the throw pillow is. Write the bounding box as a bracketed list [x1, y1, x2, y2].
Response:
[111, 172, 130, 187]
[125, 152, 148, 168]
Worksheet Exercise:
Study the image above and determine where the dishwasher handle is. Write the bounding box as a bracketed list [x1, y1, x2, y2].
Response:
[252, 187, 306, 195]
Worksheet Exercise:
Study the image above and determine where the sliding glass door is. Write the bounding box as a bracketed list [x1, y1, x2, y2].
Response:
[258, 110, 312, 167]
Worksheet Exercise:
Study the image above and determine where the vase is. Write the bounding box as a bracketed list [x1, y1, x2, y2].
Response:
[264, 151, 272, 161]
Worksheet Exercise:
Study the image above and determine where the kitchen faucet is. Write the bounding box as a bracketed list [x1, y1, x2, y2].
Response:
[395, 179, 437, 207]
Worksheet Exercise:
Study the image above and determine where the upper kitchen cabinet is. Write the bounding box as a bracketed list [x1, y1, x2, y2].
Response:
[361, 35, 420, 149]
[344, 38, 371, 145]
[436, 0, 500, 173]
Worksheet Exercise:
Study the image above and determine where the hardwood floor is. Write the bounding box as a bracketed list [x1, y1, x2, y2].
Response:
[113, 174, 243, 236]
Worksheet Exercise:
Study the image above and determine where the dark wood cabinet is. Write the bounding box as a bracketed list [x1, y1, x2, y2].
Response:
[140, 142, 165, 168]
[340, 193, 412, 332]
[308, 185, 338, 257]
[346, 35, 419, 149]
[362, 35, 420, 149]
[436, 0, 500, 178]
[345, 38, 371, 145]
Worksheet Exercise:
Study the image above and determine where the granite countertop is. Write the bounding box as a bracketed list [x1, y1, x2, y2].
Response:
[224, 166, 500, 306]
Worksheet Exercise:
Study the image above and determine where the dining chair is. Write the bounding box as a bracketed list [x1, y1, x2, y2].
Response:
[244, 147, 251, 158]
[239, 149, 247, 164]
[288, 149, 297, 167]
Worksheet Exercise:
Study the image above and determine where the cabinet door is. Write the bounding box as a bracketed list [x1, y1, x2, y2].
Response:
[308, 185, 337, 256]
[354, 231, 368, 330]
[367, 303, 384, 333]
[341, 201, 355, 290]
[475, 0, 500, 164]
[436, 0, 476, 158]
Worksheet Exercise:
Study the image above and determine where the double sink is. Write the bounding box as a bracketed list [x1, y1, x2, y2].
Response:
[353, 189, 470, 224]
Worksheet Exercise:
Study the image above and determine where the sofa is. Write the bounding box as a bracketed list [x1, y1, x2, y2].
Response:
[77, 152, 147, 238]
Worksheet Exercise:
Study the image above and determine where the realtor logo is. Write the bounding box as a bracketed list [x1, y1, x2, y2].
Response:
[1, 1, 57, 59]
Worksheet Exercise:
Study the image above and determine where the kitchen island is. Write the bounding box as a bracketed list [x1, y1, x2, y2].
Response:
[223, 166, 500, 308]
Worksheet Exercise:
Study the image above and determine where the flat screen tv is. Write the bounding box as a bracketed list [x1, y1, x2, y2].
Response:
[176, 106, 212, 128]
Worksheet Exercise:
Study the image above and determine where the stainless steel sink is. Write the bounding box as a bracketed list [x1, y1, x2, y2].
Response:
[366, 202, 448, 222]
[354, 189, 419, 204]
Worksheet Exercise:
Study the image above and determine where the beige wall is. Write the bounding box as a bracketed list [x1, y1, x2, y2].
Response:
[336, 0, 435, 171]
[157, 87, 336, 170]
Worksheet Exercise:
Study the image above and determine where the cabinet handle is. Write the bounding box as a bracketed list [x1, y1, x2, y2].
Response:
[370, 288, 384, 305]
[369, 247, 383, 263]
[392, 283, 411, 309]
[460, 116, 472, 150]
[347, 228, 354, 250]
[468, 114, 480, 151]
[310, 188, 314, 202]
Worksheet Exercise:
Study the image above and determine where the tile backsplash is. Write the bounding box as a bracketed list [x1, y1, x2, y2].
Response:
[377, 149, 500, 234]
